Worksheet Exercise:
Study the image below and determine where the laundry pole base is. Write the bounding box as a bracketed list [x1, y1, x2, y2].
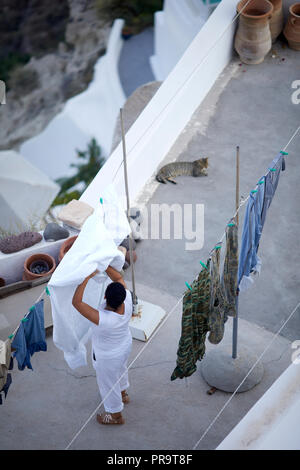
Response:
[201, 344, 264, 393]
[129, 300, 166, 341]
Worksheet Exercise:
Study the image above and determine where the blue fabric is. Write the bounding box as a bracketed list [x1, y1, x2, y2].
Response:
[11, 299, 47, 371]
[238, 153, 284, 287]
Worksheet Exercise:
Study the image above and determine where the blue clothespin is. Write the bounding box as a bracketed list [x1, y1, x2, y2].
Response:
[200, 261, 208, 270]
[185, 281, 193, 291]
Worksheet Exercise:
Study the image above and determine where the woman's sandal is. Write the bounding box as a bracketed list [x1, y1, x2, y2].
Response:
[121, 391, 130, 404]
[97, 413, 125, 425]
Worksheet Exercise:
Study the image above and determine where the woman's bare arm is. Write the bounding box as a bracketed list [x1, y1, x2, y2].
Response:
[105, 265, 127, 289]
[72, 271, 99, 325]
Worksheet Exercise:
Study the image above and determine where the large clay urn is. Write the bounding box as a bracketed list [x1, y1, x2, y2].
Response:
[235, 0, 274, 64]
[269, 0, 283, 42]
[23, 253, 56, 281]
[284, 3, 300, 50]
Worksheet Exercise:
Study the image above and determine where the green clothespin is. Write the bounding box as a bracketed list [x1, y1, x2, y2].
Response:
[258, 179, 264, 185]
[227, 222, 235, 227]
[100, 197, 103, 204]
[269, 168, 277, 172]
[215, 245, 222, 250]
[45, 286, 50, 296]
[21, 318, 29, 323]
[8, 334, 14, 340]
[280, 151, 288, 155]
[251, 189, 258, 194]
[29, 306, 35, 312]
[200, 261, 208, 270]
[185, 281, 193, 291]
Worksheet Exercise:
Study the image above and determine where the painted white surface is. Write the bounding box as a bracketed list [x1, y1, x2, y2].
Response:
[0, 236, 63, 286]
[217, 363, 300, 450]
[20, 20, 126, 180]
[0, 150, 59, 233]
[150, 0, 211, 81]
[80, 0, 238, 211]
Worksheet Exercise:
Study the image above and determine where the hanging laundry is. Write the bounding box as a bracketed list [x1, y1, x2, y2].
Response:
[261, 152, 285, 228]
[49, 184, 130, 370]
[238, 152, 285, 291]
[171, 260, 211, 381]
[0, 339, 13, 405]
[222, 222, 239, 316]
[11, 299, 47, 371]
[208, 248, 228, 345]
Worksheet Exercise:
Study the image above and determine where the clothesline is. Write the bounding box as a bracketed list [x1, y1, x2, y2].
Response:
[64, 124, 299, 449]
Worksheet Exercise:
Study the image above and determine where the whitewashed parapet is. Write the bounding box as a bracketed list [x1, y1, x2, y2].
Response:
[80, 0, 238, 210]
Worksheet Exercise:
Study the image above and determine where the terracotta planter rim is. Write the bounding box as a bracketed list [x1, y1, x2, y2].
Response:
[237, 0, 274, 19]
[23, 253, 56, 280]
[290, 3, 300, 17]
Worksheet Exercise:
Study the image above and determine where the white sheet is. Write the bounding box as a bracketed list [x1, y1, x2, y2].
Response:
[48, 185, 130, 369]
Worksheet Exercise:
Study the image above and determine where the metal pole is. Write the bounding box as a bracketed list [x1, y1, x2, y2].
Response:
[120, 108, 138, 311]
[232, 146, 240, 359]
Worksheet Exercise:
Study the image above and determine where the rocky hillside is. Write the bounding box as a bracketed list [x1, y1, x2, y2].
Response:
[0, 0, 111, 150]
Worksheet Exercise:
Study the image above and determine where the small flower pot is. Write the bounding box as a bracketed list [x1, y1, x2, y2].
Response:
[58, 236, 78, 262]
[23, 253, 56, 281]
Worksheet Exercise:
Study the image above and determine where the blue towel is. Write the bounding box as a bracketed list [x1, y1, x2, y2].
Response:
[11, 299, 47, 371]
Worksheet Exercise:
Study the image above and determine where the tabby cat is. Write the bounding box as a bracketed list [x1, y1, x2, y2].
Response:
[156, 158, 208, 184]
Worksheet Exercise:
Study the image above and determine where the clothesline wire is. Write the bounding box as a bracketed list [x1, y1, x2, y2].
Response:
[192, 299, 300, 450]
[64, 123, 299, 450]
[111, 0, 254, 183]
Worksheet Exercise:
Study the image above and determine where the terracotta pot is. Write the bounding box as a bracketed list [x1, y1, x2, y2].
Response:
[58, 235, 78, 262]
[284, 3, 300, 50]
[23, 253, 56, 281]
[235, 0, 274, 64]
[269, 0, 283, 42]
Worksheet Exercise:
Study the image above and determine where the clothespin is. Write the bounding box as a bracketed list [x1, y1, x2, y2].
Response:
[227, 222, 235, 227]
[199, 261, 208, 270]
[8, 334, 14, 340]
[258, 179, 264, 185]
[45, 286, 50, 296]
[29, 306, 35, 312]
[251, 189, 258, 194]
[280, 151, 288, 155]
[215, 245, 222, 250]
[185, 281, 193, 291]
[100, 197, 103, 204]
[21, 318, 29, 323]
[269, 168, 277, 172]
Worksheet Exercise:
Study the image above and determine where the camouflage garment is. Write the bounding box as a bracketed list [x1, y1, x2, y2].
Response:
[222, 222, 239, 317]
[208, 247, 228, 345]
[171, 260, 211, 381]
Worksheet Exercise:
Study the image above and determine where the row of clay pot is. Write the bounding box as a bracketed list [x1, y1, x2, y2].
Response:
[235, 0, 300, 65]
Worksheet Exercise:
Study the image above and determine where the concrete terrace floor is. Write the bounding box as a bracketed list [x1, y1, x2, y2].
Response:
[1, 41, 300, 450]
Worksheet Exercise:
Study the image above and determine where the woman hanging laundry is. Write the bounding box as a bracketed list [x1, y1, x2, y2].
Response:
[72, 266, 134, 425]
